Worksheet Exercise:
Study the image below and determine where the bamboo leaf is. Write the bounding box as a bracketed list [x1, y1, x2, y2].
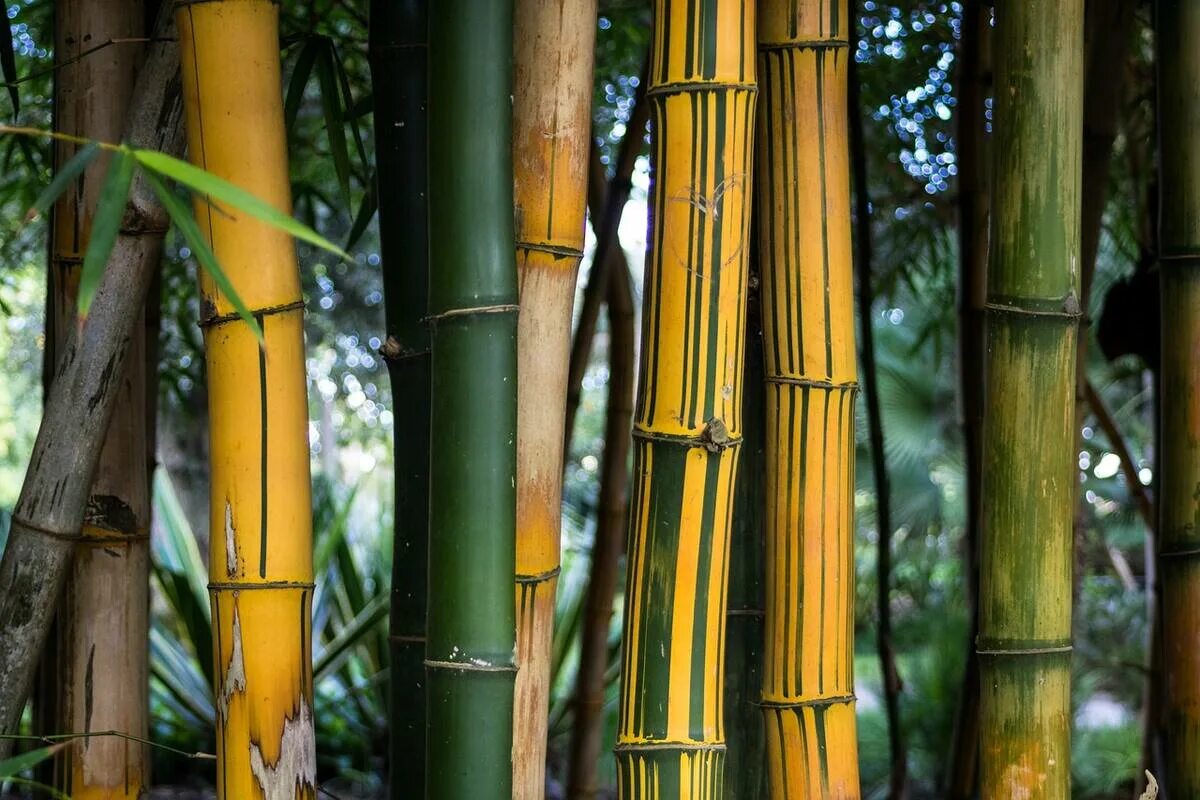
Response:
[345, 179, 376, 251]
[284, 36, 321, 131]
[0, 20, 18, 116]
[0, 744, 62, 779]
[132, 148, 351, 260]
[315, 42, 352, 208]
[77, 149, 134, 320]
[26, 141, 100, 221]
[313, 593, 388, 681]
[144, 170, 263, 341]
[331, 43, 370, 172]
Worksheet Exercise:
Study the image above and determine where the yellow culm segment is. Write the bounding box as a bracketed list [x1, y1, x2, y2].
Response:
[755, 1, 861, 798]
[176, 1, 315, 797]
[511, 0, 596, 796]
[616, 1, 755, 797]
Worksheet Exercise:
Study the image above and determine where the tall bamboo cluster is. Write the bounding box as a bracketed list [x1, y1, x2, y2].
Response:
[425, 1, 518, 796]
[754, 2, 859, 797]
[1156, 2, 1200, 795]
[43, 0, 149, 794]
[510, 2, 596, 795]
[978, 2, 1082, 799]
[177, 1, 316, 796]
[615, 1, 755, 796]
[368, 0, 430, 796]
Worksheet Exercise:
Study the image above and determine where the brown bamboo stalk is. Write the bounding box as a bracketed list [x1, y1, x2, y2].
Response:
[565, 146, 637, 800]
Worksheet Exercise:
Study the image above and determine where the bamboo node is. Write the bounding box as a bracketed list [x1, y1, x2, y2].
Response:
[424, 658, 517, 674]
[700, 418, 731, 452]
[8, 514, 80, 542]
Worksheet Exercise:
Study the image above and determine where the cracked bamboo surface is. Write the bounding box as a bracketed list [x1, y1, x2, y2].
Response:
[615, 1, 755, 796]
[43, 0, 149, 794]
[754, 2, 860, 797]
[1156, 2, 1200, 795]
[511, 1, 596, 796]
[176, 1, 315, 797]
[978, 2, 1081, 799]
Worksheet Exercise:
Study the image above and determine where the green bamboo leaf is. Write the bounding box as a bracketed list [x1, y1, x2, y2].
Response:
[284, 36, 321, 131]
[132, 148, 350, 260]
[144, 170, 263, 342]
[342, 92, 373, 121]
[0, 744, 62, 779]
[313, 593, 388, 681]
[345, 179, 377, 251]
[26, 141, 100, 221]
[315, 42, 352, 208]
[1, 22, 18, 116]
[331, 44, 370, 171]
[77, 149, 134, 319]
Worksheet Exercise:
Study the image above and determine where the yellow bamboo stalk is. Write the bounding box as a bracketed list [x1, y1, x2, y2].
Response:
[176, 1, 315, 797]
[755, 2, 860, 797]
[44, 0, 149, 794]
[615, 2, 756, 797]
[511, 1, 596, 797]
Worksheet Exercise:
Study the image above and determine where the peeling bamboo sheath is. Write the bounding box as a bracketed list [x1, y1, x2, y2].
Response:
[45, 0, 149, 794]
[176, 1, 316, 798]
[616, 2, 755, 797]
[754, 2, 860, 797]
[510, 0, 596, 797]
[1156, 3, 1200, 796]
[978, 3, 1081, 800]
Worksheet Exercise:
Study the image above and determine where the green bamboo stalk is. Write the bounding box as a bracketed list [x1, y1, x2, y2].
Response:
[724, 255, 766, 800]
[425, 1, 517, 797]
[368, 1, 430, 797]
[978, 2, 1082, 799]
[1155, 2, 1200, 795]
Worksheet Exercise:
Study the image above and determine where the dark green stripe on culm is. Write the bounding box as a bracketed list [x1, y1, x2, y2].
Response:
[425, 0, 517, 796]
[368, 1, 430, 796]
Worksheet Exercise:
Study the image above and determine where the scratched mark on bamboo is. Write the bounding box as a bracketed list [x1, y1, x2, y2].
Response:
[249, 697, 317, 800]
[669, 174, 748, 276]
[217, 605, 246, 721]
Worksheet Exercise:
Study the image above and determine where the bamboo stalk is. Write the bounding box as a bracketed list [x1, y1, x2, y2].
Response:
[425, 1, 518, 796]
[1155, 2, 1200, 794]
[42, 0, 150, 794]
[755, 2, 860, 797]
[367, 1, 429, 796]
[978, 2, 1082, 798]
[945, 3, 989, 793]
[562, 63, 649, 457]
[176, 1, 315, 796]
[0, 8, 182, 753]
[615, 1, 756, 795]
[511, 2, 597, 796]
[849, 53, 906, 800]
[565, 148, 638, 800]
[724, 246, 766, 800]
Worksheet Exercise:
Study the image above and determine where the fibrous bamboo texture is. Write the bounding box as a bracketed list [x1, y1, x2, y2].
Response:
[367, 1, 429, 795]
[425, 1, 518, 797]
[978, 2, 1082, 799]
[177, 1, 316, 796]
[45, 0, 148, 794]
[615, 1, 755, 796]
[755, 2, 859, 797]
[512, 1, 596, 796]
[1156, 2, 1200, 795]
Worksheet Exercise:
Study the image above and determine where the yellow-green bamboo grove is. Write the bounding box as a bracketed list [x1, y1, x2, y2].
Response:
[177, 0, 316, 796]
[755, 1, 860, 797]
[615, 1, 755, 797]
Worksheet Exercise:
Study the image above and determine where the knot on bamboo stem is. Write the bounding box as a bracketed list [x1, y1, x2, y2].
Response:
[700, 418, 731, 452]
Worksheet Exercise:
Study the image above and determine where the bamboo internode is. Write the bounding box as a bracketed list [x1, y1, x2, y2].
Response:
[511, 2, 596, 796]
[176, 1, 316, 796]
[1156, 2, 1200, 795]
[978, 2, 1082, 799]
[754, 2, 860, 797]
[615, 1, 756, 796]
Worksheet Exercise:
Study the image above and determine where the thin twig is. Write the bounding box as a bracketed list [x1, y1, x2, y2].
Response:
[2, 38, 165, 90]
[0, 730, 215, 760]
[1085, 378, 1154, 529]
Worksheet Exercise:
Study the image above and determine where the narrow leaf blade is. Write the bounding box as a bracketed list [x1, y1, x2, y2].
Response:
[0, 744, 62, 779]
[27, 141, 100, 221]
[1, 20, 18, 116]
[144, 171, 263, 342]
[284, 36, 321, 131]
[77, 150, 135, 319]
[315, 42, 351, 208]
[132, 148, 350, 260]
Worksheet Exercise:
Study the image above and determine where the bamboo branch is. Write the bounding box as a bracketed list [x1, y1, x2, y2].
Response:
[1084, 379, 1154, 530]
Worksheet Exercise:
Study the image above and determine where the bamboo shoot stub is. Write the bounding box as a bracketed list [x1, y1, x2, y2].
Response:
[616, 1, 756, 796]
[176, 1, 316, 796]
